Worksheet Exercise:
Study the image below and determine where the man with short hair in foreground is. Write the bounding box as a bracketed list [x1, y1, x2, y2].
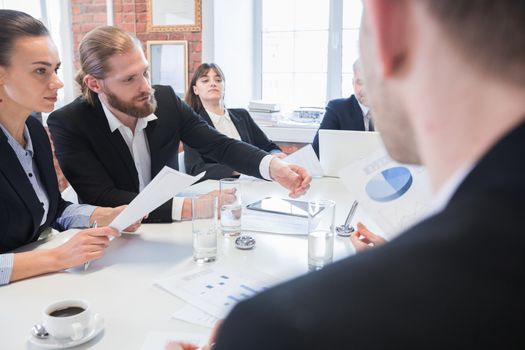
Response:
[171, 0, 525, 348]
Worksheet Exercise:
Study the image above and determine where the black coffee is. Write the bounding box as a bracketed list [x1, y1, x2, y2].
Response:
[49, 306, 85, 317]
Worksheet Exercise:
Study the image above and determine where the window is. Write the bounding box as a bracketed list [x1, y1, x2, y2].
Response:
[258, 0, 362, 111]
[341, 0, 363, 97]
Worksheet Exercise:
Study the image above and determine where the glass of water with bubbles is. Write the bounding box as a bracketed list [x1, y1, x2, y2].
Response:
[219, 178, 242, 237]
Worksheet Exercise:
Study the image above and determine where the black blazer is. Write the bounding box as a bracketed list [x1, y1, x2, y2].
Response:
[184, 108, 281, 181]
[0, 117, 70, 253]
[214, 121, 525, 349]
[312, 95, 366, 157]
[47, 85, 268, 223]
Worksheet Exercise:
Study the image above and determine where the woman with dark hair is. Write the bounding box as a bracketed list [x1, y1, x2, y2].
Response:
[0, 10, 139, 285]
[184, 63, 284, 180]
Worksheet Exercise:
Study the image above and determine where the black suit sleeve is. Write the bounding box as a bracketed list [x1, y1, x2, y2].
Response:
[184, 109, 281, 181]
[312, 100, 342, 157]
[184, 144, 236, 180]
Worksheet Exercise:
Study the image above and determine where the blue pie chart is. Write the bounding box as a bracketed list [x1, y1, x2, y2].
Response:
[365, 166, 413, 202]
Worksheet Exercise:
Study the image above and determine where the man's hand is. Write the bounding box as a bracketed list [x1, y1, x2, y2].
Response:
[350, 222, 387, 252]
[269, 157, 311, 198]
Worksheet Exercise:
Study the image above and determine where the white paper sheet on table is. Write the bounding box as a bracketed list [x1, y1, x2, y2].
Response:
[109, 166, 205, 231]
[141, 331, 208, 350]
[155, 266, 281, 318]
[338, 149, 432, 237]
[172, 304, 218, 328]
[282, 144, 324, 177]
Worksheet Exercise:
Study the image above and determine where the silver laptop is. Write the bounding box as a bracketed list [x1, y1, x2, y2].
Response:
[319, 130, 385, 177]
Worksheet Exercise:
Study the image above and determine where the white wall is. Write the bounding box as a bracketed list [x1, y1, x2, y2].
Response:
[202, 0, 255, 108]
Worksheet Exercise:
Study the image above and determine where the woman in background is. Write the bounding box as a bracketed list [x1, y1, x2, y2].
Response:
[0, 10, 139, 285]
[184, 63, 284, 180]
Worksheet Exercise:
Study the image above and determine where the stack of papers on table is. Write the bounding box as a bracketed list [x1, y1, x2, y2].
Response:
[242, 209, 308, 235]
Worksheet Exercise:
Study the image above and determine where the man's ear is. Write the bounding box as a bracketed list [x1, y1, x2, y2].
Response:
[84, 74, 103, 94]
[364, 0, 411, 77]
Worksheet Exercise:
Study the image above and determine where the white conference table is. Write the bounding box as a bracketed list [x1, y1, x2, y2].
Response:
[0, 177, 383, 349]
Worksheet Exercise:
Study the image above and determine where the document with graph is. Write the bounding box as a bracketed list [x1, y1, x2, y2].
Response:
[339, 149, 433, 237]
[155, 266, 281, 318]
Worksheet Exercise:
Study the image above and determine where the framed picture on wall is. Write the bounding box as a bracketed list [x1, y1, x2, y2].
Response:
[147, 0, 202, 32]
[147, 40, 188, 97]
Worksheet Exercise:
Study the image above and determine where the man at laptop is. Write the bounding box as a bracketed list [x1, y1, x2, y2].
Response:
[312, 59, 373, 158]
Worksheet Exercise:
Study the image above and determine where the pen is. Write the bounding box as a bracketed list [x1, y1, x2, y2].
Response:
[344, 200, 359, 227]
[84, 220, 97, 271]
[336, 200, 359, 237]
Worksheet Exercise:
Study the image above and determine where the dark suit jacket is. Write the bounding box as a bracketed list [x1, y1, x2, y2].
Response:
[312, 95, 366, 157]
[184, 108, 281, 181]
[48, 85, 268, 223]
[0, 117, 70, 253]
[215, 122, 525, 349]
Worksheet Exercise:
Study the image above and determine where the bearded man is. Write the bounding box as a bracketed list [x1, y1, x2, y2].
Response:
[48, 26, 310, 223]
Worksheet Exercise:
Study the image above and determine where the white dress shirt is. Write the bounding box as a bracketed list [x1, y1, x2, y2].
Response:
[207, 109, 242, 141]
[357, 101, 373, 131]
[100, 101, 187, 220]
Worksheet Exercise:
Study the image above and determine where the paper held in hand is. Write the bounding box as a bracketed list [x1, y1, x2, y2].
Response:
[109, 166, 205, 232]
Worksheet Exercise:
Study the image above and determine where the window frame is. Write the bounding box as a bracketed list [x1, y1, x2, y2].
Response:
[254, 0, 362, 108]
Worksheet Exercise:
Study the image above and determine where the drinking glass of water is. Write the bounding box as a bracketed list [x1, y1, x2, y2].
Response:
[192, 196, 218, 263]
[219, 178, 242, 237]
[307, 199, 336, 271]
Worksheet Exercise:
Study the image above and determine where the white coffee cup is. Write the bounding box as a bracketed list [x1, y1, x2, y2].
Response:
[42, 299, 92, 340]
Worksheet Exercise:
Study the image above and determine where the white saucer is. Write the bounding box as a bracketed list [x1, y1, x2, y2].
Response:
[28, 316, 104, 349]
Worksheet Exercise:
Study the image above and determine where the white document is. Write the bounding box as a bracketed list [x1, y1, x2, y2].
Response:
[339, 149, 433, 237]
[141, 331, 208, 350]
[109, 166, 204, 231]
[172, 304, 218, 328]
[155, 266, 281, 318]
[283, 144, 324, 178]
[320, 130, 385, 177]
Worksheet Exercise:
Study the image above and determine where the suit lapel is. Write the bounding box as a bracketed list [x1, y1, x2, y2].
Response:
[199, 109, 215, 128]
[0, 127, 42, 237]
[28, 120, 56, 226]
[350, 95, 366, 131]
[228, 110, 249, 142]
[93, 98, 139, 190]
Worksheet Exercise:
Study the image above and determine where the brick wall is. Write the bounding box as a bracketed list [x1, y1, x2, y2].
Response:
[70, 0, 202, 78]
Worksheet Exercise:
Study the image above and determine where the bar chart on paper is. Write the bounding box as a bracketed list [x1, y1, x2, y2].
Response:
[155, 267, 280, 318]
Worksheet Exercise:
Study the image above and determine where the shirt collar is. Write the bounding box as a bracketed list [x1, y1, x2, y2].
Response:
[100, 97, 157, 133]
[0, 122, 34, 157]
[424, 162, 475, 219]
[357, 100, 369, 117]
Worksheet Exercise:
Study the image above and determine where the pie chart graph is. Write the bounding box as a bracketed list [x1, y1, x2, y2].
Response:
[365, 166, 413, 202]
